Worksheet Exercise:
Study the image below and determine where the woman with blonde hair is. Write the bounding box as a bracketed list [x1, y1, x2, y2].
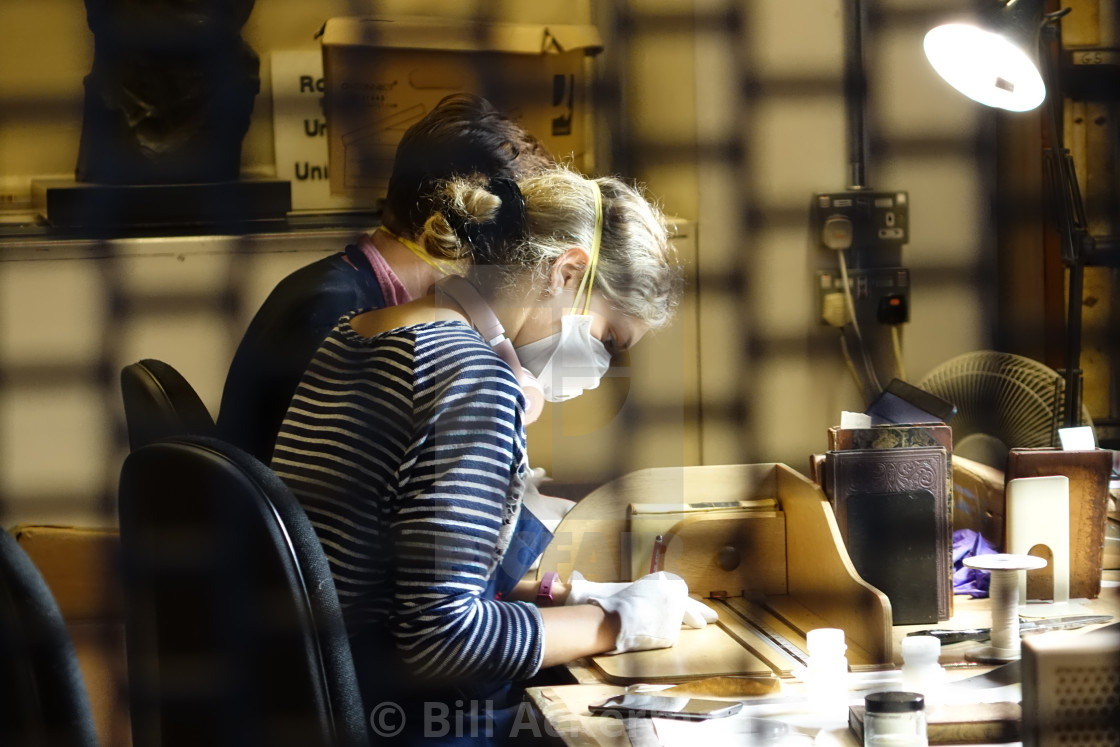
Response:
[272, 164, 710, 745]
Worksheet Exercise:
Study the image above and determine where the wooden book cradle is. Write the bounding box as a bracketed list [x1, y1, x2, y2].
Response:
[537, 463, 893, 683]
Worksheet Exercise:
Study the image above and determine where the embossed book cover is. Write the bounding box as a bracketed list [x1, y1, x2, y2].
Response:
[825, 445, 951, 622]
[828, 423, 954, 529]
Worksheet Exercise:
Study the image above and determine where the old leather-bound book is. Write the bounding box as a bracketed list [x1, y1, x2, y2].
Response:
[825, 445, 951, 623]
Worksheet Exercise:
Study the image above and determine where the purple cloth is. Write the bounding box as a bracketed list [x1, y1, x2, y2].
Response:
[953, 528, 999, 598]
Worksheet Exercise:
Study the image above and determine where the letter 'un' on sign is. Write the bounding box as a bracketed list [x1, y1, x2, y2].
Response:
[271, 50, 364, 212]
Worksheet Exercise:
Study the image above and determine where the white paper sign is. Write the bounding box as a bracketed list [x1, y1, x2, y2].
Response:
[840, 411, 872, 429]
[271, 50, 364, 212]
[1058, 425, 1096, 451]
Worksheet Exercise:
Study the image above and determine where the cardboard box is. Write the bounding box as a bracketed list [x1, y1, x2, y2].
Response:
[12, 524, 123, 621]
[11, 526, 131, 746]
[320, 16, 603, 201]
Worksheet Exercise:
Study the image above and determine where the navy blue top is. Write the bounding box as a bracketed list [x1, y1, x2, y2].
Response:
[217, 245, 386, 462]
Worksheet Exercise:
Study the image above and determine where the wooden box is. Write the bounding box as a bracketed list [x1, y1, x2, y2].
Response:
[1005, 448, 1112, 599]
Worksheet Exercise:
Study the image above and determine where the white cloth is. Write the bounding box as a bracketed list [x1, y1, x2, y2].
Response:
[522, 468, 576, 533]
[521, 468, 576, 572]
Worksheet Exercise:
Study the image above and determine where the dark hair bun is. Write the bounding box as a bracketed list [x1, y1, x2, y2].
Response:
[446, 176, 527, 264]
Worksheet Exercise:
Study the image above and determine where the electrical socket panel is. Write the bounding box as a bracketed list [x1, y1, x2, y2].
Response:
[817, 267, 910, 326]
[813, 191, 909, 249]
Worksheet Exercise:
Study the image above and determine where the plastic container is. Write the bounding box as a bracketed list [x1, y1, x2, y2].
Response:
[900, 635, 946, 699]
[864, 691, 928, 747]
[806, 627, 849, 720]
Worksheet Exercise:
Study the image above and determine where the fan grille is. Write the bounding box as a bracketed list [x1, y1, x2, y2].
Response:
[917, 351, 1092, 452]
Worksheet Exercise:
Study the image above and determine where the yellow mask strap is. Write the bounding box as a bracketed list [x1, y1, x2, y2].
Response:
[571, 180, 603, 315]
[377, 226, 462, 277]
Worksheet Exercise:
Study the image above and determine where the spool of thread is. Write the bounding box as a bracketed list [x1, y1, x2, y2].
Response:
[963, 553, 1048, 662]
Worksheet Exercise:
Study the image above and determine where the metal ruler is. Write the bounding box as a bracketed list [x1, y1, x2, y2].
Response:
[712, 597, 809, 673]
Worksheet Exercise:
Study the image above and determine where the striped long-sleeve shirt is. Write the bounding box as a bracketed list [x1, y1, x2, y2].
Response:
[271, 318, 543, 685]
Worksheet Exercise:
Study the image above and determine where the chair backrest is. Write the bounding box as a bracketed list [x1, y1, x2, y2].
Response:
[117, 435, 369, 747]
[120, 359, 215, 451]
[0, 529, 100, 747]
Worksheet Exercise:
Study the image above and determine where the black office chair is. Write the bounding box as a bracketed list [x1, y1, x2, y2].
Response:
[0, 529, 100, 747]
[117, 435, 369, 747]
[120, 359, 215, 451]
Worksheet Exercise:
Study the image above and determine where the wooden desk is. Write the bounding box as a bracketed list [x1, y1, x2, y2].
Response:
[523, 572, 1120, 746]
[524, 461, 1118, 745]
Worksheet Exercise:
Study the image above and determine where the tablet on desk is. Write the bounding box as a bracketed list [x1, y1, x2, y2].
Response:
[588, 693, 742, 721]
[865, 378, 957, 425]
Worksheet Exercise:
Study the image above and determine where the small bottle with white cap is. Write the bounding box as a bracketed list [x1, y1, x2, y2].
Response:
[806, 627, 849, 721]
[900, 635, 946, 701]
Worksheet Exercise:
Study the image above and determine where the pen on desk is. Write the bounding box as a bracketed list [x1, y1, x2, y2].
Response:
[649, 534, 664, 573]
[908, 614, 1112, 645]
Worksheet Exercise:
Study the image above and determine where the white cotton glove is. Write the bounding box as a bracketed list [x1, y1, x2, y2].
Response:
[566, 570, 718, 631]
[682, 596, 719, 628]
[589, 571, 690, 653]
[565, 571, 630, 606]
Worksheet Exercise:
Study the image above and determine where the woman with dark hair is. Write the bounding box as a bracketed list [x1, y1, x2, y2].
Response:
[218, 94, 555, 463]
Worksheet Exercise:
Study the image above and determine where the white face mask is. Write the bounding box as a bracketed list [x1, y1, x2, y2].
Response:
[515, 314, 612, 402]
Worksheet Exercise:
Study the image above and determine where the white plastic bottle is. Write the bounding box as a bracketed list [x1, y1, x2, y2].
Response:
[806, 627, 849, 721]
[900, 635, 946, 701]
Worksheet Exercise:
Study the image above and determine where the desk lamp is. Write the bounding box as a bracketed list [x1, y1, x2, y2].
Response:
[923, 0, 1047, 112]
[924, 0, 1115, 430]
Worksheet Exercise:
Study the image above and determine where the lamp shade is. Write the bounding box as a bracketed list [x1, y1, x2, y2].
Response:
[923, 0, 1047, 112]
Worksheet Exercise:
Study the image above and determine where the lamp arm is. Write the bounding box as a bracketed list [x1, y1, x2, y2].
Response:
[1036, 17, 1087, 428]
[1043, 8, 1073, 24]
[1038, 20, 1088, 267]
[844, 0, 869, 190]
[1037, 13, 1119, 272]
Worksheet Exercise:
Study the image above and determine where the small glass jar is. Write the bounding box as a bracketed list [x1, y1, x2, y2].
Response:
[864, 691, 927, 747]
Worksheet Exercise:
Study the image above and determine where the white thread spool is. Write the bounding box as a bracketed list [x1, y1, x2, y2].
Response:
[963, 553, 1048, 662]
